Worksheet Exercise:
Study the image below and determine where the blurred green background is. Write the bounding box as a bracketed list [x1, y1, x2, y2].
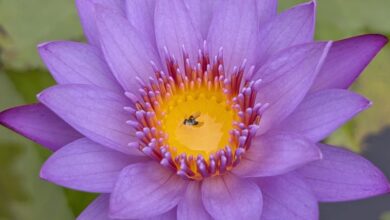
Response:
[0, 0, 389, 219]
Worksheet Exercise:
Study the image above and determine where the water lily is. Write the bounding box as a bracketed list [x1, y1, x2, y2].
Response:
[1, 0, 389, 219]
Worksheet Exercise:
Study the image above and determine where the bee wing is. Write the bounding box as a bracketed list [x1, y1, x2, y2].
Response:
[192, 112, 201, 119]
[195, 122, 204, 127]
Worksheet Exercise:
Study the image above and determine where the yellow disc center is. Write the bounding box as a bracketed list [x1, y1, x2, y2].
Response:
[161, 89, 237, 158]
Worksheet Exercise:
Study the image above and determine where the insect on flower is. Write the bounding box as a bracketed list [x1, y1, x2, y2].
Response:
[183, 112, 202, 126]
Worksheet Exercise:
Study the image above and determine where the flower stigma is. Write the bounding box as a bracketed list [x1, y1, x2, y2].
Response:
[126, 42, 268, 180]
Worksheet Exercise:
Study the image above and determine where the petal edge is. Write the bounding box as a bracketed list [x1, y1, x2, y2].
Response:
[299, 144, 390, 202]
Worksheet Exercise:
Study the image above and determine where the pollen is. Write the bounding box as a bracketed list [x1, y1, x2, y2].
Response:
[162, 86, 236, 155]
[125, 42, 267, 180]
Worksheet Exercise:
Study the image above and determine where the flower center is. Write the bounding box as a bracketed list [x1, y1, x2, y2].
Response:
[161, 87, 236, 159]
[126, 44, 266, 180]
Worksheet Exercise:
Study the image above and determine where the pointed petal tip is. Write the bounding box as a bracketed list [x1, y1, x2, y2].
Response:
[352, 93, 372, 112]
[369, 34, 389, 45]
[37, 40, 68, 53]
[354, 93, 372, 112]
[37, 85, 71, 104]
[368, 34, 389, 53]
[35, 86, 62, 112]
[39, 161, 52, 182]
[359, 34, 387, 48]
[0, 107, 18, 131]
[39, 166, 48, 180]
[292, 0, 316, 10]
[0, 103, 84, 151]
[0, 106, 29, 132]
[0, 108, 9, 125]
[377, 174, 390, 196]
[37, 41, 54, 49]
[38, 157, 61, 185]
[36, 87, 50, 103]
[36, 92, 43, 100]
[364, 98, 373, 109]
[39, 154, 60, 183]
[351, 34, 389, 51]
[307, 0, 317, 7]
[37, 41, 61, 51]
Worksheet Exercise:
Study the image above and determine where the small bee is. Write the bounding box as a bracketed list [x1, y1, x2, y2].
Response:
[183, 112, 201, 126]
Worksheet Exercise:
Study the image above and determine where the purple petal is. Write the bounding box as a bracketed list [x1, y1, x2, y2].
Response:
[254, 42, 332, 134]
[78, 194, 174, 220]
[233, 133, 322, 177]
[109, 162, 187, 219]
[177, 181, 212, 220]
[311, 34, 388, 92]
[274, 89, 371, 142]
[256, 173, 318, 220]
[77, 194, 110, 220]
[38, 41, 121, 92]
[0, 103, 81, 151]
[207, 0, 259, 76]
[76, 0, 125, 46]
[256, 0, 278, 25]
[141, 208, 177, 220]
[38, 84, 141, 155]
[184, 0, 217, 38]
[256, 1, 316, 65]
[95, 6, 161, 92]
[125, 0, 157, 47]
[202, 174, 263, 220]
[41, 138, 144, 193]
[155, 0, 202, 70]
[299, 144, 390, 202]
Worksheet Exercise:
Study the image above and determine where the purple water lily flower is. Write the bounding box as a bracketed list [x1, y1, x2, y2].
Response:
[1, 0, 389, 219]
